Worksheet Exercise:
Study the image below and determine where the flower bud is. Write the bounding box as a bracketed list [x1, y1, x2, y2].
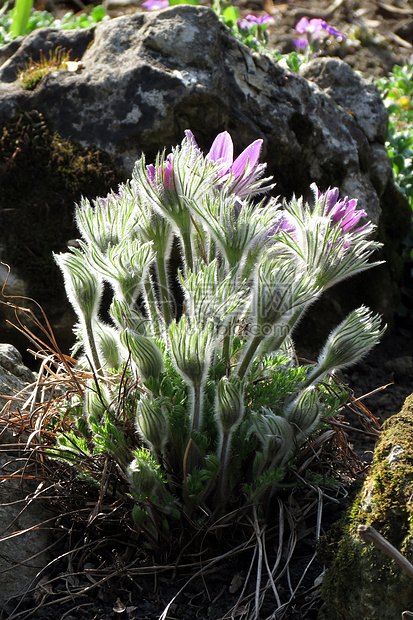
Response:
[120, 329, 164, 381]
[126, 453, 162, 496]
[284, 386, 324, 435]
[136, 397, 170, 454]
[95, 322, 122, 370]
[216, 376, 244, 435]
[250, 409, 294, 468]
[54, 249, 102, 322]
[313, 306, 384, 377]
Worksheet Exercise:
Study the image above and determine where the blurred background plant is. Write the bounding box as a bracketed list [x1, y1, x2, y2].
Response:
[376, 61, 413, 321]
[0, 0, 108, 47]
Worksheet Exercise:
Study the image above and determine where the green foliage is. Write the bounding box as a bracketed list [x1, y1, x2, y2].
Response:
[0, 3, 108, 47]
[376, 62, 413, 272]
[49, 129, 381, 544]
[11, 0, 33, 36]
[274, 51, 306, 72]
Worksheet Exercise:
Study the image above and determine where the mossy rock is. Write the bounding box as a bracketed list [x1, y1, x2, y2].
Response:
[0, 110, 126, 358]
[319, 394, 413, 620]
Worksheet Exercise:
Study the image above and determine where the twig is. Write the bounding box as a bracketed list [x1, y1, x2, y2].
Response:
[357, 525, 413, 579]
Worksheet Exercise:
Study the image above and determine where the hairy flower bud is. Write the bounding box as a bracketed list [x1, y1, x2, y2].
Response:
[250, 408, 294, 469]
[136, 397, 170, 454]
[307, 306, 384, 384]
[216, 376, 244, 435]
[120, 329, 163, 381]
[168, 317, 213, 387]
[54, 249, 102, 322]
[127, 453, 163, 496]
[95, 322, 122, 370]
[284, 386, 324, 436]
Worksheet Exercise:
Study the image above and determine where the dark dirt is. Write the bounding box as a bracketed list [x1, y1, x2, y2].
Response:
[2, 1, 413, 619]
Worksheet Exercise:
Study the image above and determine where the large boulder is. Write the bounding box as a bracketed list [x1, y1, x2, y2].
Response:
[0, 6, 392, 221]
[0, 6, 410, 353]
[319, 393, 413, 620]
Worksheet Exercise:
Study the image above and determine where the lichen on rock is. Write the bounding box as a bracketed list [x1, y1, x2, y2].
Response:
[319, 393, 413, 620]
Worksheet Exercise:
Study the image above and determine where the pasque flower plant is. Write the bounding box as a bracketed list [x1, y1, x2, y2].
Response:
[54, 130, 384, 536]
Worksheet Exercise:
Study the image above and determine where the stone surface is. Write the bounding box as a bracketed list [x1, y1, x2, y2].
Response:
[0, 345, 54, 611]
[0, 5, 411, 348]
[319, 393, 413, 620]
[0, 6, 401, 223]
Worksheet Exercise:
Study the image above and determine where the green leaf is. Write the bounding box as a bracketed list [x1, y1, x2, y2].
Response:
[11, 0, 33, 36]
[222, 5, 239, 27]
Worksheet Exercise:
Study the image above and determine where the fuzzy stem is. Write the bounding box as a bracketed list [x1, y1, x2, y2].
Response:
[222, 328, 232, 376]
[181, 227, 193, 271]
[217, 431, 232, 505]
[236, 334, 264, 380]
[143, 278, 162, 339]
[84, 317, 102, 374]
[156, 252, 173, 326]
[190, 382, 203, 433]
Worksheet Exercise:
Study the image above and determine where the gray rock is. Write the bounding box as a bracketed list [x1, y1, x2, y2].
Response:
[0, 343, 35, 407]
[0, 6, 398, 224]
[0, 451, 54, 611]
[0, 345, 53, 611]
[0, 5, 410, 344]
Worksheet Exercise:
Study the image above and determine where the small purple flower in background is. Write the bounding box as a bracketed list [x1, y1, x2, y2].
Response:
[294, 16, 345, 59]
[295, 17, 344, 39]
[293, 38, 308, 51]
[295, 17, 325, 36]
[236, 13, 274, 46]
[323, 23, 345, 39]
[243, 14, 274, 26]
[142, 0, 168, 10]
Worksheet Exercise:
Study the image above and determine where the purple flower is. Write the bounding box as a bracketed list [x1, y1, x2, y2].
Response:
[293, 38, 308, 51]
[270, 210, 296, 237]
[146, 154, 174, 191]
[142, 0, 169, 10]
[206, 131, 269, 197]
[243, 14, 274, 26]
[295, 17, 344, 40]
[312, 184, 367, 237]
[237, 19, 250, 32]
[295, 17, 325, 36]
[323, 23, 345, 39]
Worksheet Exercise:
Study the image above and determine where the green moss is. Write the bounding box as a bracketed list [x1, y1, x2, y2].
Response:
[19, 48, 72, 91]
[319, 394, 413, 619]
[0, 110, 126, 308]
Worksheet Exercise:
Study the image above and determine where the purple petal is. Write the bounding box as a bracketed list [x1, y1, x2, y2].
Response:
[325, 188, 339, 214]
[142, 0, 169, 10]
[163, 155, 174, 191]
[323, 23, 345, 38]
[244, 14, 259, 23]
[308, 18, 326, 34]
[294, 38, 308, 50]
[184, 129, 198, 146]
[230, 139, 263, 178]
[207, 131, 234, 171]
[237, 19, 250, 31]
[244, 14, 274, 25]
[295, 17, 310, 33]
[146, 164, 156, 186]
